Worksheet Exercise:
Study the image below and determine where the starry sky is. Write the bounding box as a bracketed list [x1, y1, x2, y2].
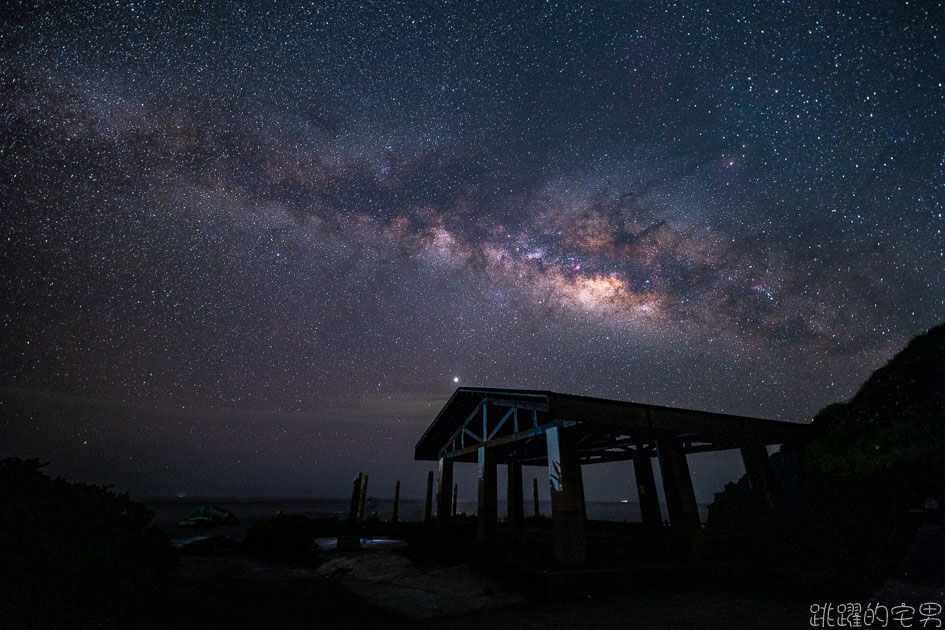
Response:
[1, 1, 943, 502]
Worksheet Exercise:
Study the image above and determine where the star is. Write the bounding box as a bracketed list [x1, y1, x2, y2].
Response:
[0, 0, 939, 499]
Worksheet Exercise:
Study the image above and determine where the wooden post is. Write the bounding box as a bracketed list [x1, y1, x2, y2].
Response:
[547, 426, 588, 563]
[507, 462, 524, 529]
[424, 470, 434, 524]
[633, 453, 663, 529]
[740, 443, 780, 516]
[437, 457, 454, 530]
[357, 473, 369, 524]
[348, 473, 362, 525]
[391, 480, 400, 523]
[656, 433, 705, 557]
[533, 477, 540, 518]
[477, 446, 497, 542]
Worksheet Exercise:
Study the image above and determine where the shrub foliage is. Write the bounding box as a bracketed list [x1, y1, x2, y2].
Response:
[0, 458, 175, 626]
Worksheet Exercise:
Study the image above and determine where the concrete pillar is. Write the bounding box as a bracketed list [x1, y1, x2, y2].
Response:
[477, 446, 497, 542]
[424, 470, 434, 524]
[546, 426, 588, 564]
[579, 463, 587, 523]
[452, 483, 458, 517]
[437, 457, 454, 530]
[507, 462, 524, 529]
[391, 480, 400, 523]
[741, 442, 780, 515]
[656, 433, 705, 557]
[633, 453, 662, 529]
[348, 473, 362, 525]
[533, 477, 540, 518]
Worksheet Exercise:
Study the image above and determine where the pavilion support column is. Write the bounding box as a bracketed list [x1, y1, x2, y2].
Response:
[436, 457, 454, 530]
[633, 453, 663, 529]
[507, 462, 524, 530]
[546, 426, 588, 564]
[740, 442, 780, 516]
[579, 463, 588, 523]
[656, 433, 705, 557]
[477, 446, 497, 542]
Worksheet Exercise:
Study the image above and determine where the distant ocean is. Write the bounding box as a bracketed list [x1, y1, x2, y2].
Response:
[143, 497, 709, 545]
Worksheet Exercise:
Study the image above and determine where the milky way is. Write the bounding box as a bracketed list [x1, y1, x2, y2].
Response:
[1, 2, 943, 499]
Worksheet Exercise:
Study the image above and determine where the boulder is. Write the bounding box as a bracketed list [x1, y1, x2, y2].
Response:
[900, 517, 945, 585]
[178, 505, 240, 527]
[241, 514, 322, 564]
[337, 535, 362, 551]
[177, 535, 239, 555]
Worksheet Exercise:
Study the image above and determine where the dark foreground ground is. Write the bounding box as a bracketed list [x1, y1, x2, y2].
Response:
[125, 544, 812, 630]
[132, 555, 415, 630]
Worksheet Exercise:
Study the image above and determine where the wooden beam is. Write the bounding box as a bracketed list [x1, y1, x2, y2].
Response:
[549, 394, 807, 445]
[442, 420, 578, 460]
[488, 407, 515, 441]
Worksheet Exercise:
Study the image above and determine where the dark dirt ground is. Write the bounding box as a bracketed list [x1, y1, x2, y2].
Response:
[131, 556, 415, 629]
[124, 549, 812, 630]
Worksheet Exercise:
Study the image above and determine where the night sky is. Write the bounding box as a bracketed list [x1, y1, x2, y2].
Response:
[2, 1, 943, 502]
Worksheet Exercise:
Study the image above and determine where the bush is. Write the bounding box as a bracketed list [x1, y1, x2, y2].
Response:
[240, 514, 332, 563]
[0, 457, 175, 627]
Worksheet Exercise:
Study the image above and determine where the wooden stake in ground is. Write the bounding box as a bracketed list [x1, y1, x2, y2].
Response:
[357, 473, 369, 523]
[392, 480, 400, 523]
[348, 472, 362, 525]
[424, 470, 434, 524]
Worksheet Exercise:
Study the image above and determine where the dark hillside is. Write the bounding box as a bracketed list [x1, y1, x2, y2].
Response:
[804, 323, 945, 494]
[707, 323, 945, 595]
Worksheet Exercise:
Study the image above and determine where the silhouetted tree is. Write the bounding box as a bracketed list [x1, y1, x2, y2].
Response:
[0, 458, 175, 627]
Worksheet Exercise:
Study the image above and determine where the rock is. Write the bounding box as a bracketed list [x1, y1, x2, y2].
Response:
[178, 505, 240, 528]
[337, 535, 362, 551]
[868, 518, 945, 609]
[178, 535, 239, 556]
[706, 476, 756, 532]
[241, 514, 322, 564]
[870, 579, 945, 610]
[901, 518, 945, 585]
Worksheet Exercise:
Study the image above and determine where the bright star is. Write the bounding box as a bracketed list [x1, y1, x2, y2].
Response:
[453, 376, 459, 383]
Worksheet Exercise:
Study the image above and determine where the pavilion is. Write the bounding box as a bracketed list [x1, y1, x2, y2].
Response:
[415, 387, 811, 563]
